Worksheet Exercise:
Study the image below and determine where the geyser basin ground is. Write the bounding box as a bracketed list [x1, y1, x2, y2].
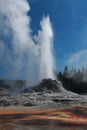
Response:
[0, 106, 87, 130]
[0, 92, 87, 130]
[0, 79, 87, 130]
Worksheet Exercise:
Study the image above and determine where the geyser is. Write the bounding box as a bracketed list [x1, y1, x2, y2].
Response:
[0, 0, 56, 87]
[36, 16, 56, 80]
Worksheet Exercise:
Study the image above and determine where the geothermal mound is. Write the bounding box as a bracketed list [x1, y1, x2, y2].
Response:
[27, 79, 65, 93]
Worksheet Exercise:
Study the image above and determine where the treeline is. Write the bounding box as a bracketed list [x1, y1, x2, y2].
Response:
[57, 66, 87, 94]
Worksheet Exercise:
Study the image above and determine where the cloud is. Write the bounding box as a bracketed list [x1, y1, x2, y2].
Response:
[67, 50, 87, 68]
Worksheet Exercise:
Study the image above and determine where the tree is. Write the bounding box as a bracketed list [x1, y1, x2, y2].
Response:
[63, 66, 69, 77]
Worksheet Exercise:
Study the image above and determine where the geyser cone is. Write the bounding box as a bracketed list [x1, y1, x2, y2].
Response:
[31, 78, 65, 93]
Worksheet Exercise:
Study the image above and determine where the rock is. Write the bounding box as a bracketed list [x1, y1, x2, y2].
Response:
[33, 78, 65, 93]
[23, 102, 36, 106]
[52, 99, 73, 102]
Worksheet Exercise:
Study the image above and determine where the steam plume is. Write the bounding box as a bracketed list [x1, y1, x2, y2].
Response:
[35, 16, 56, 80]
[0, 0, 56, 87]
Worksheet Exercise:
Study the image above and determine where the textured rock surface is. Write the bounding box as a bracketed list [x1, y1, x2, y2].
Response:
[23, 79, 65, 93]
[33, 79, 65, 92]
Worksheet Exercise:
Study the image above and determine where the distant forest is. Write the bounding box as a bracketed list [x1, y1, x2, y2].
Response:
[57, 66, 87, 94]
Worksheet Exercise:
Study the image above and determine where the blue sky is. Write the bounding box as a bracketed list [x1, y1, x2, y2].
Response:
[0, 0, 87, 80]
[29, 0, 87, 71]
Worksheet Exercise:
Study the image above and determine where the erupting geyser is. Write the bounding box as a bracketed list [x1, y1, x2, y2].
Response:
[36, 16, 56, 81]
[0, 0, 56, 87]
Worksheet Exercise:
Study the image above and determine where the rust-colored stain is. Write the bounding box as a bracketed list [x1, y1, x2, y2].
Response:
[0, 107, 87, 127]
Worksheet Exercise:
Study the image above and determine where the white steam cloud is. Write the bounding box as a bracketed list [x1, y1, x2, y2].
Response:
[67, 49, 87, 81]
[0, 0, 56, 87]
[35, 16, 56, 80]
[67, 50, 87, 69]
